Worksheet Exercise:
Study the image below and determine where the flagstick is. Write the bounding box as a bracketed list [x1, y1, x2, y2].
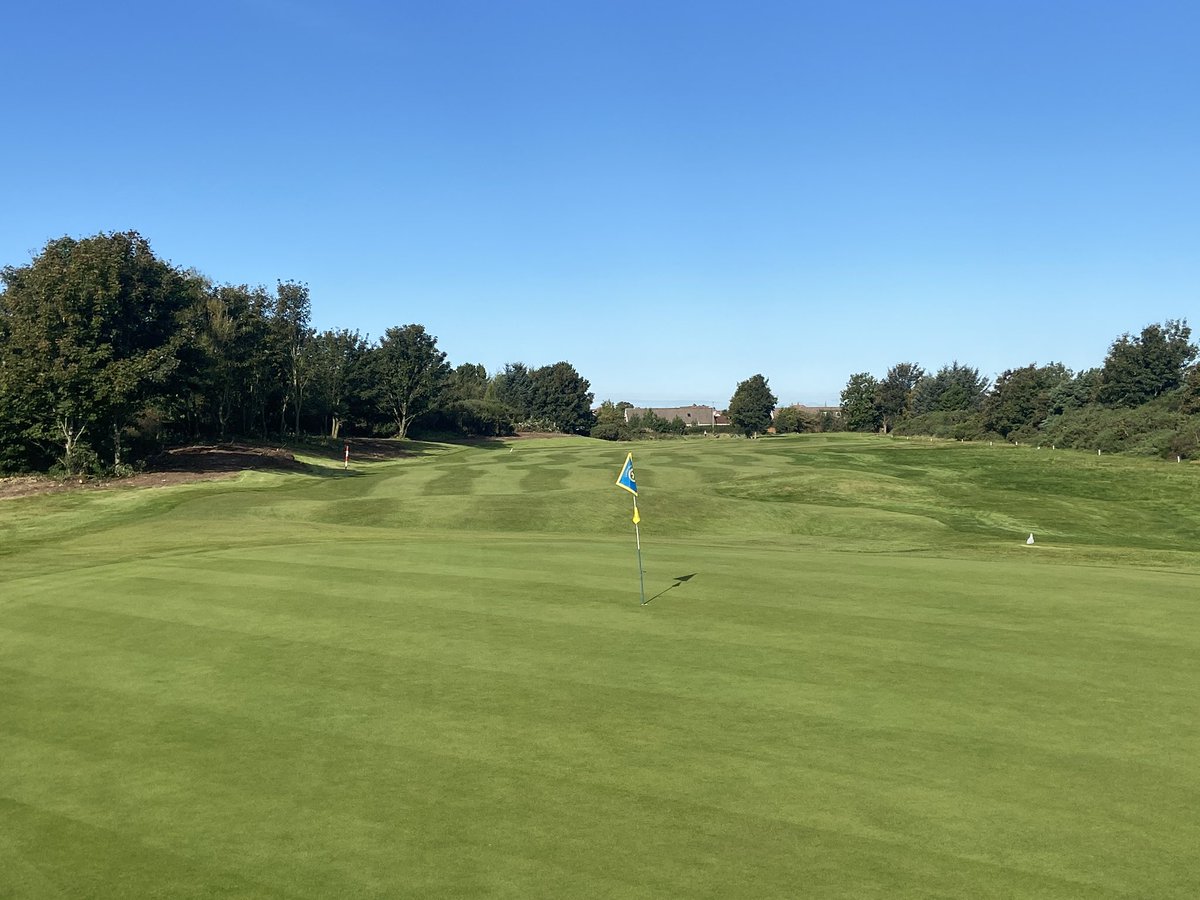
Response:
[633, 498, 646, 605]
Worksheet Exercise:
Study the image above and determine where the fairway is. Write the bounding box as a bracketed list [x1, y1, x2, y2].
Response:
[2, 434, 1199, 898]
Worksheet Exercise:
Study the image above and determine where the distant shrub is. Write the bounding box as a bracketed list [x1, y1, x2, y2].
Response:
[49, 443, 101, 479]
[894, 411, 983, 440]
[951, 417, 986, 441]
[590, 423, 632, 441]
[1008, 425, 1040, 445]
[452, 399, 516, 437]
[1037, 400, 1200, 456]
[514, 417, 559, 433]
[1167, 429, 1200, 459]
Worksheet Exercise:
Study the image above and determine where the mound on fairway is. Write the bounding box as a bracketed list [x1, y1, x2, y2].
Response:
[2, 435, 1198, 898]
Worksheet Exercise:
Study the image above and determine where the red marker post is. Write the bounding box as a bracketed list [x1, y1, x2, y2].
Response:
[343, 442, 350, 470]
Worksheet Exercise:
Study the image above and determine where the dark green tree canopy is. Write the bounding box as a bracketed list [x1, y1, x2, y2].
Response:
[492, 363, 535, 421]
[1097, 320, 1196, 407]
[308, 328, 369, 438]
[0, 231, 606, 473]
[370, 324, 451, 439]
[772, 406, 814, 434]
[982, 362, 1070, 438]
[840, 372, 881, 432]
[912, 362, 989, 414]
[876, 362, 925, 432]
[0, 231, 196, 472]
[446, 363, 489, 402]
[728, 374, 777, 436]
[529, 361, 594, 433]
[590, 400, 633, 441]
[1047, 367, 1099, 415]
[271, 281, 314, 437]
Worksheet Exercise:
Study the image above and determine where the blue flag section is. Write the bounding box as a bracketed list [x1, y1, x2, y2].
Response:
[615, 453, 637, 495]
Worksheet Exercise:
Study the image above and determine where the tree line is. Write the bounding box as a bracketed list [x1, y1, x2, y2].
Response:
[594, 320, 1200, 457]
[591, 373, 787, 440]
[836, 320, 1200, 457]
[5, 231, 1196, 475]
[0, 232, 595, 475]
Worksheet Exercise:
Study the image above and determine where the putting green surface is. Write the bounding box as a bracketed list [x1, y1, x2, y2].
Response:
[2, 435, 1199, 898]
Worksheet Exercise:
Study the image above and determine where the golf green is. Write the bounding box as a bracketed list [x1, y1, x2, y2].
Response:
[2, 434, 1198, 898]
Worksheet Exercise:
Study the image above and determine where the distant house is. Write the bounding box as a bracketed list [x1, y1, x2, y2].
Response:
[624, 405, 730, 428]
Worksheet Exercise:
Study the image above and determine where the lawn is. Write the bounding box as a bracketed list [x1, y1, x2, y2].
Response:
[2, 434, 1198, 898]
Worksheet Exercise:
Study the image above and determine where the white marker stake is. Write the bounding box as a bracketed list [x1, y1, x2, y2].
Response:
[1026, 533, 1035, 545]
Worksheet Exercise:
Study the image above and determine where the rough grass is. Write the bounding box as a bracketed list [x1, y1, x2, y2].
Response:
[2, 434, 1199, 898]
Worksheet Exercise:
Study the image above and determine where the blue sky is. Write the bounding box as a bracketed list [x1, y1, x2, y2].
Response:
[2, 1, 1197, 407]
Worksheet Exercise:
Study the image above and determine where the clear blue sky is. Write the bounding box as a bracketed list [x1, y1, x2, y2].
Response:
[2, 0, 1197, 407]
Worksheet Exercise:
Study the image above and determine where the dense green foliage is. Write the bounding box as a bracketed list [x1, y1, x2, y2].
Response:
[489, 361, 595, 434]
[855, 320, 1200, 457]
[770, 405, 815, 434]
[728, 373, 776, 436]
[1097, 319, 1195, 406]
[875, 361, 924, 432]
[5, 231, 1198, 472]
[0, 233, 198, 473]
[3, 434, 1200, 896]
[0, 233, 596, 472]
[589, 400, 634, 440]
[528, 361, 595, 434]
[370, 324, 451, 439]
[840, 371, 881, 432]
[911, 361, 989, 414]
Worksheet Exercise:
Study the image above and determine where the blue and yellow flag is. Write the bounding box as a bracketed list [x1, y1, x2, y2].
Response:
[615, 453, 637, 496]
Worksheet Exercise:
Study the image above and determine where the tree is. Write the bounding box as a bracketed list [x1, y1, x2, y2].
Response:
[308, 328, 369, 438]
[371, 324, 450, 439]
[0, 232, 193, 473]
[876, 362, 925, 432]
[491, 363, 535, 422]
[728, 374, 777, 436]
[818, 410, 842, 433]
[593, 400, 632, 427]
[1178, 366, 1200, 415]
[271, 281, 313, 437]
[184, 283, 273, 440]
[1048, 367, 1099, 415]
[590, 400, 633, 441]
[1097, 320, 1196, 407]
[773, 406, 814, 434]
[445, 363, 489, 402]
[458, 400, 516, 436]
[529, 361, 594, 433]
[912, 362, 989, 414]
[840, 372, 881, 432]
[982, 363, 1071, 438]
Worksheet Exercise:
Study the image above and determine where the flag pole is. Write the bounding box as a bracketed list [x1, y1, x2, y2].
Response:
[633, 498, 646, 606]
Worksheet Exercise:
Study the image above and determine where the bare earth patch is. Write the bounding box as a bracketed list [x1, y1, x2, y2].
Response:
[338, 438, 422, 461]
[0, 435, 552, 501]
[0, 444, 308, 501]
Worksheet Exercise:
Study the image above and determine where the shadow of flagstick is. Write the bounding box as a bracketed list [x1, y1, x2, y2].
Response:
[643, 573, 698, 605]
